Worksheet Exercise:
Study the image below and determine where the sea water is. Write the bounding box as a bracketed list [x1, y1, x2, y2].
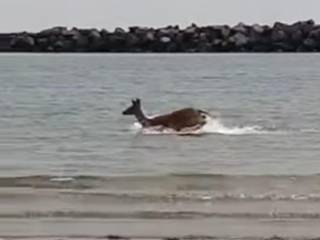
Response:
[0, 53, 320, 238]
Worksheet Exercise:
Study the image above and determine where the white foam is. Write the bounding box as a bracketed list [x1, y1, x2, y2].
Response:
[130, 116, 267, 136]
[202, 117, 265, 135]
[142, 125, 204, 135]
[131, 122, 143, 130]
[50, 177, 75, 182]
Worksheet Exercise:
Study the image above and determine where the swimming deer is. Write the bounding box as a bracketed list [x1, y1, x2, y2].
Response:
[122, 98, 210, 131]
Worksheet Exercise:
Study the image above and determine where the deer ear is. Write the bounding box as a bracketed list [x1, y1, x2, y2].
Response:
[136, 98, 141, 104]
[131, 99, 135, 104]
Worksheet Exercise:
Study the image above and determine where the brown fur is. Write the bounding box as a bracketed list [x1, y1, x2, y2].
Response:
[148, 108, 206, 131]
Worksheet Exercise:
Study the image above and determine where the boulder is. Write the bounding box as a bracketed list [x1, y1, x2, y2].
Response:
[108, 35, 127, 51]
[271, 29, 287, 42]
[88, 29, 101, 41]
[126, 33, 140, 48]
[36, 37, 49, 50]
[145, 31, 155, 41]
[62, 29, 80, 39]
[233, 22, 248, 34]
[185, 24, 198, 35]
[114, 27, 126, 35]
[273, 22, 290, 31]
[129, 27, 149, 37]
[199, 32, 208, 42]
[53, 40, 64, 50]
[292, 19, 315, 35]
[158, 26, 179, 37]
[309, 27, 320, 40]
[72, 33, 89, 49]
[160, 36, 171, 43]
[10, 34, 35, 50]
[291, 30, 303, 43]
[303, 38, 317, 49]
[252, 24, 265, 34]
[248, 25, 271, 44]
[213, 25, 231, 39]
[39, 26, 67, 37]
[48, 34, 58, 44]
[158, 27, 171, 36]
[100, 29, 109, 37]
[229, 32, 249, 47]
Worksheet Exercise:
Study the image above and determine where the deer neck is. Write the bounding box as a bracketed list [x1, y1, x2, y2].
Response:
[134, 108, 150, 127]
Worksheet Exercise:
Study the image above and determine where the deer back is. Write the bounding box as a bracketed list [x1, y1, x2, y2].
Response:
[148, 108, 203, 129]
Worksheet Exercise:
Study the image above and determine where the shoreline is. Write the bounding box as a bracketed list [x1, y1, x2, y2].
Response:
[1, 217, 320, 239]
[0, 236, 313, 240]
[0, 236, 308, 240]
[1, 20, 320, 53]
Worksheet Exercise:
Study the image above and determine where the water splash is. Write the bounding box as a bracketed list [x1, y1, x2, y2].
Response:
[202, 117, 266, 135]
[130, 116, 268, 135]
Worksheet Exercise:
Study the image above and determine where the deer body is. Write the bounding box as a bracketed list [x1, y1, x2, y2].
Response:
[122, 99, 209, 131]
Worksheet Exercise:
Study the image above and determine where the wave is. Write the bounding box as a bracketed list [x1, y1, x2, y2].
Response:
[2, 210, 320, 220]
[2, 174, 320, 202]
[59, 191, 320, 202]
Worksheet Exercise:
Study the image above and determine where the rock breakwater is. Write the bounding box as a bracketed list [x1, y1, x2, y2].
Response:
[3, 20, 320, 52]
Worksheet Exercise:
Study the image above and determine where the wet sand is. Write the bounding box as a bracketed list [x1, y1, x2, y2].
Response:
[1, 218, 320, 239]
[1, 188, 320, 239]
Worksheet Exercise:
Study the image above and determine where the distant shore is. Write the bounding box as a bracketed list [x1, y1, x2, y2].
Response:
[1, 20, 320, 52]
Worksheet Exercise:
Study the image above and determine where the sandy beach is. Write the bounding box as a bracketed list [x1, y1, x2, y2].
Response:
[1, 183, 320, 239]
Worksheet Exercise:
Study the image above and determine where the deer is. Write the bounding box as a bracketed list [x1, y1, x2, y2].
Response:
[122, 98, 210, 132]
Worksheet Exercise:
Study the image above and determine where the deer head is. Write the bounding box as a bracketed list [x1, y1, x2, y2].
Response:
[122, 98, 141, 115]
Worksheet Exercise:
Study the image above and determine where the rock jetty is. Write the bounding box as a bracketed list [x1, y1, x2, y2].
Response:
[3, 20, 320, 52]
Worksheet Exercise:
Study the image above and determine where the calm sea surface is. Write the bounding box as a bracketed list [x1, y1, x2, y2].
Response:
[0, 53, 320, 238]
[0, 53, 319, 177]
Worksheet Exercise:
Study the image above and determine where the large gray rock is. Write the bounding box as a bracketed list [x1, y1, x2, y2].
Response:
[309, 27, 320, 40]
[158, 27, 171, 36]
[230, 32, 249, 46]
[114, 27, 126, 35]
[72, 33, 89, 49]
[53, 40, 64, 50]
[233, 22, 248, 34]
[100, 28, 109, 37]
[37, 38, 49, 48]
[291, 30, 303, 43]
[213, 25, 231, 39]
[158, 26, 179, 37]
[271, 29, 287, 42]
[10, 34, 35, 50]
[292, 19, 315, 35]
[303, 38, 317, 49]
[39, 26, 68, 37]
[160, 36, 171, 43]
[88, 29, 101, 41]
[252, 24, 265, 34]
[248, 25, 272, 45]
[199, 32, 208, 42]
[145, 31, 155, 41]
[129, 27, 149, 42]
[126, 34, 140, 47]
[62, 28, 80, 38]
[273, 22, 290, 31]
[185, 24, 198, 35]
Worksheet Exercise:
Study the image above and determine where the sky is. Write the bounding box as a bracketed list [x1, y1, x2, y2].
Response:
[0, 0, 319, 32]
